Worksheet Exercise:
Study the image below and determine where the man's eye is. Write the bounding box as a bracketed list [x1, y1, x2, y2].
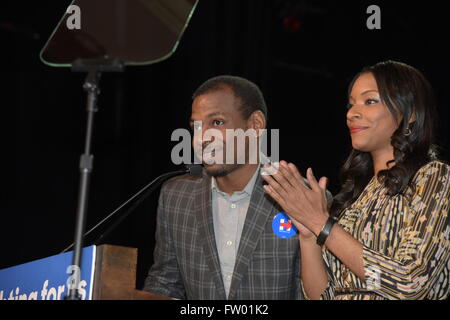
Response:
[346, 103, 353, 110]
[213, 120, 224, 126]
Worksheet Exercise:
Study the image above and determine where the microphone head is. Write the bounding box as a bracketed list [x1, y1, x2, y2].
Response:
[185, 164, 203, 175]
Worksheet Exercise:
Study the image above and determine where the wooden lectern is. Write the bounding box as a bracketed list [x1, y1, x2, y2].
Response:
[0, 244, 169, 300]
[92, 244, 171, 300]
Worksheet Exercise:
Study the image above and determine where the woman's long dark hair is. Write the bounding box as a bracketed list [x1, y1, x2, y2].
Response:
[330, 60, 439, 217]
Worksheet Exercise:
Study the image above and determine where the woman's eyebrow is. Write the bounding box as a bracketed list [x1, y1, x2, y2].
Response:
[361, 89, 379, 95]
[349, 90, 379, 100]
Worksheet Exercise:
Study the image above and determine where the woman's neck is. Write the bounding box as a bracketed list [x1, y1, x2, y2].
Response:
[371, 147, 395, 178]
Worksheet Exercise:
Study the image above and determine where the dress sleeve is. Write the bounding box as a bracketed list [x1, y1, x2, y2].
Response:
[319, 251, 337, 300]
[362, 161, 450, 299]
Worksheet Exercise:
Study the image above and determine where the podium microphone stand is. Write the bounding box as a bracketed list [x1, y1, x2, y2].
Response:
[65, 58, 124, 300]
[38, 0, 199, 300]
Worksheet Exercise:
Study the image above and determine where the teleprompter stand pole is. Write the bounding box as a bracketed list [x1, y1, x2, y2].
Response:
[65, 58, 124, 300]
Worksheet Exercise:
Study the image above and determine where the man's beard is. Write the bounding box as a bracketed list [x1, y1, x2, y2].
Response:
[197, 138, 256, 177]
[203, 163, 242, 177]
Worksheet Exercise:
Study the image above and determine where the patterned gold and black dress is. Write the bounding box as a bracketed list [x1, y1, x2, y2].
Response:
[320, 160, 450, 300]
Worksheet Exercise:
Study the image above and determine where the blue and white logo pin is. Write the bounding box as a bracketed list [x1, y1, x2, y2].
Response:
[272, 212, 298, 238]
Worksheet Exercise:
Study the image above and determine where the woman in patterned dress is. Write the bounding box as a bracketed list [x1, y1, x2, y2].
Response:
[261, 60, 450, 300]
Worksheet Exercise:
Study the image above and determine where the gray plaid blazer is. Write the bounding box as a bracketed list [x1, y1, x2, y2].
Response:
[143, 168, 303, 300]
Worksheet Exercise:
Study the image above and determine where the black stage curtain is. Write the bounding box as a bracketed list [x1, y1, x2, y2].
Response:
[1, 0, 449, 289]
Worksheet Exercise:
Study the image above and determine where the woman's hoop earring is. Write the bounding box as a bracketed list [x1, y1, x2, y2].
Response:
[404, 127, 412, 136]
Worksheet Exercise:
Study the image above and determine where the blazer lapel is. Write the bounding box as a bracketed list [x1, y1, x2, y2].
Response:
[227, 173, 277, 299]
[195, 173, 227, 299]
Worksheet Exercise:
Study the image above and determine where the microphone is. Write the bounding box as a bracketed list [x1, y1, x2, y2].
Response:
[61, 164, 202, 253]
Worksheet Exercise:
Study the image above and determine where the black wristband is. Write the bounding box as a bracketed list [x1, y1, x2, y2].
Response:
[316, 217, 338, 246]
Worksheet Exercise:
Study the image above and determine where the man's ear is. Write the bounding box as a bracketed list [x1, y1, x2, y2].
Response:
[248, 110, 266, 135]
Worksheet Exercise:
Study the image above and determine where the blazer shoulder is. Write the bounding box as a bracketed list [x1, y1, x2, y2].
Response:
[161, 172, 206, 194]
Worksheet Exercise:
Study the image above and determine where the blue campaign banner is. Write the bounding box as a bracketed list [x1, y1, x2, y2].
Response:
[0, 245, 96, 300]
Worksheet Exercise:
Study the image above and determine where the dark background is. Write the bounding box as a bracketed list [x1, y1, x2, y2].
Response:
[1, 0, 449, 290]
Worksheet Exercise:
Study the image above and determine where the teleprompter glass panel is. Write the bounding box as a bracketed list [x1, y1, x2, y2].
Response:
[40, 0, 198, 67]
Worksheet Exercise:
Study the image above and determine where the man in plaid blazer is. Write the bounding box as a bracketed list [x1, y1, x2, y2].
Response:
[143, 167, 302, 299]
[143, 76, 311, 299]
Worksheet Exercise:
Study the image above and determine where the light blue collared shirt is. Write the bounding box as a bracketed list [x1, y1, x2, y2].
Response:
[211, 166, 260, 297]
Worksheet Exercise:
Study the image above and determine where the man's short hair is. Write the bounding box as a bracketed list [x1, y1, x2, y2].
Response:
[192, 75, 268, 121]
